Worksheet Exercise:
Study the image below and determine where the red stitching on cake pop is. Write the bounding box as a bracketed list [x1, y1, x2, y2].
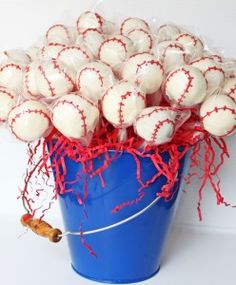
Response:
[165, 67, 194, 105]
[52, 60, 76, 90]
[211, 54, 223, 63]
[24, 65, 36, 97]
[0, 86, 15, 99]
[158, 24, 181, 34]
[120, 17, 149, 35]
[228, 85, 236, 97]
[40, 42, 66, 59]
[118, 91, 132, 125]
[135, 59, 164, 85]
[201, 106, 236, 136]
[136, 106, 174, 121]
[77, 11, 104, 33]
[0, 63, 22, 72]
[151, 118, 175, 144]
[176, 33, 198, 47]
[98, 37, 129, 60]
[9, 107, 51, 142]
[129, 51, 153, 59]
[46, 24, 71, 42]
[203, 66, 225, 78]
[117, 90, 145, 126]
[57, 45, 91, 60]
[190, 56, 213, 65]
[77, 67, 104, 91]
[128, 29, 153, 50]
[201, 106, 236, 119]
[82, 28, 105, 40]
[94, 12, 104, 29]
[53, 99, 88, 136]
[38, 64, 56, 97]
[162, 43, 186, 63]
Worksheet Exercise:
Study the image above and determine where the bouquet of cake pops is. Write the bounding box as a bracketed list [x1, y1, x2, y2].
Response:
[0, 11, 236, 222]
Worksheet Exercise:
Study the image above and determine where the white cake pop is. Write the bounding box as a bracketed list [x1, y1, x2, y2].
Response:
[36, 59, 76, 98]
[0, 49, 31, 65]
[46, 24, 77, 44]
[222, 78, 236, 103]
[200, 94, 236, 137]
[156, 24, 181, 42]
[122, 53, 164, 94]
[76, 61, 115, 101]
[190, 56, 225, 94]
[23, 61, 40, 98]
[38, 42, 66, 60]
[164, 65, 207, 107]
[27, 46, 40, 61]
[8, 100, 51, 142]
[81, 28, 105, 58]
[175, 33, 203, 59]
[135, 106, 176, 145]
[154, 41, 186, 73]
[57, 45, 92, 72]
[52, 93, 99, 140]
[98, 35, 134, 70]
[77, 11, 111, 34]
[0, 86, 16, 123]
[128, 29, 153, 53]
[102, 81, 145, 127]
[0, 61, 24, 91]
[120, 17, 150, 36]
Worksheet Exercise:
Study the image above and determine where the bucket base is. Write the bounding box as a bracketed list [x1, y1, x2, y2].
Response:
[72, 264, 160, 284]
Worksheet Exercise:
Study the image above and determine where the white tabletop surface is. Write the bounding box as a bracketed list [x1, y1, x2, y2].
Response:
[1, 214, 235, 285]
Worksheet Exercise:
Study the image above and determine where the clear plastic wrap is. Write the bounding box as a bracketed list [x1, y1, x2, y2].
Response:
[7, 99, 52, 142]
[134, 106, 190, 146]
[51, 92, 100, 145]
[200, 94, 236, 137]
[0, 6, 235, 233]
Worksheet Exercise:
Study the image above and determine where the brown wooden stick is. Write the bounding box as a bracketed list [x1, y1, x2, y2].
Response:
[21, 214, 62, 243]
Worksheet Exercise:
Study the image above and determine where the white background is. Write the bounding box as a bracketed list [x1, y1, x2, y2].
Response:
[0, 0, 236, 284]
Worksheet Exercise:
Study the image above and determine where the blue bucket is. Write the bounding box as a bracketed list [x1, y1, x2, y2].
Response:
[58, 150, 187, 283]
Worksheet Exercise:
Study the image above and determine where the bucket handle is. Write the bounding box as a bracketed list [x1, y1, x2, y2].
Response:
[21, 195, 161, 241]
[61, 195, 162, 237]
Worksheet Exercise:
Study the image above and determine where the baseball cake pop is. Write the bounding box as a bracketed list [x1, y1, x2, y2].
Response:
[76, 61, 115, 102]
[81, 28, 105, 58]
[77, 11, 112, 34]
[52, 93, 99, 140]
[0, 61, 24, 91]
[127, 29, 153, 53]
[154, 41, 187, 73]
[36, 59, 76, 98]
[200, 94, 236, 137]
[156, 24, 181, 42]
[122, 53, 164, 94]
[164, 65, 207, 107]
[57, 45, 92, 72]
[46, 24, 77, 45]
[8, 100, 51, 142]
[102, 81, 145, 128]
[190, 56, 225, 94]
[135, 106, 177, 145]
[175, 33, 203, 59]
[99, 35, 134, 70]
[120, 17, 150, 36]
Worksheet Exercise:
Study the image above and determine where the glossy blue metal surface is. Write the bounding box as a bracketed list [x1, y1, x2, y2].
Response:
[58, 151, 187, 283]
